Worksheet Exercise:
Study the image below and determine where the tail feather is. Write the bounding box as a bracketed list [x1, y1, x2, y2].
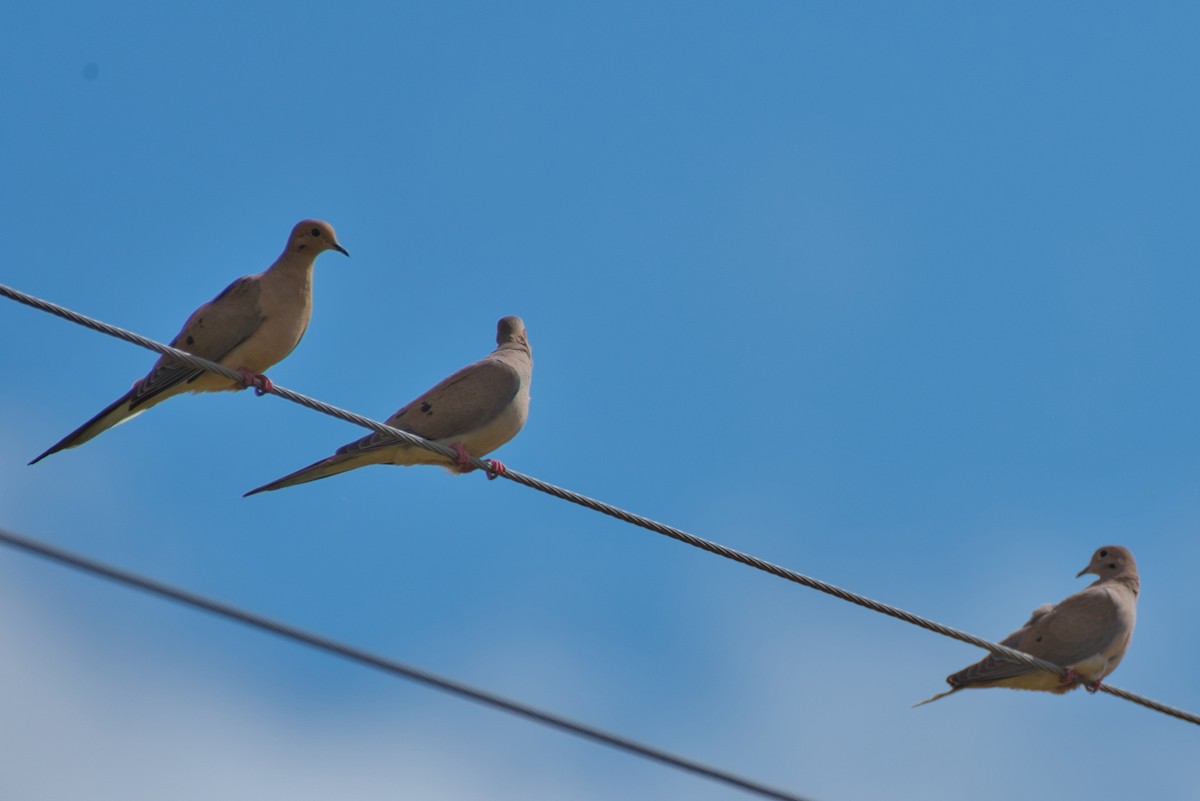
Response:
[29, 390, 141, 464]
[243, 454, 365, 496]
[912, 687, 960, 708]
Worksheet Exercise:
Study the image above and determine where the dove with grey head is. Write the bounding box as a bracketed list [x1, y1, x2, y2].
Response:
[915, 545, 1139, 706]
[245, 316, 532, 495]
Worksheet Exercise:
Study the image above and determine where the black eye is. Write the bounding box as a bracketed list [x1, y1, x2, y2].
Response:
[311, 227, 321, 237]
[1099, 549, 1108, 557]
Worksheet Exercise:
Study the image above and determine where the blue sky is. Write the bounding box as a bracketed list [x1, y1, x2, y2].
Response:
[2, 2, 1199, 798]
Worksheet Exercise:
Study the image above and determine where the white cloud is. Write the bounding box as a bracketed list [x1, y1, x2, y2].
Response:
[0, 569, 758, 801]
[1, 532, 1197, 801]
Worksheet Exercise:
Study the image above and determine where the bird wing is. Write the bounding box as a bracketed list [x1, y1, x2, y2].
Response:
[130, 276, 264, 408]
[335, 358, 522, 457]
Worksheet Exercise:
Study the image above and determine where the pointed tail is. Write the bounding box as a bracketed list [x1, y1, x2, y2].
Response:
[912, 687, 960, 708]
[243, 453, 367, 496]
[29, 390, 141, 464]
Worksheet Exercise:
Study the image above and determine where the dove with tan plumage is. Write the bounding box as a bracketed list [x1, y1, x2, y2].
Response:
[244, 315, 532, 495]
[29, 220, 348, 464]
[915, 545, 1139, 706]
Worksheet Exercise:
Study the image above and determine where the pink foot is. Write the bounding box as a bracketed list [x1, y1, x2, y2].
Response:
[1084, 680, 1103, 694]
[451, 442, 477, 473]
[1057, 668, 1082, 691]
[237, 367, 274, 396]
[484, 459, 507, 481]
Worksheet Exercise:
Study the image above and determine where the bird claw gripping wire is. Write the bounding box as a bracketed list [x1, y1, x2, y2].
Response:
[450, 443, 505, 479]
[451, 442, 476, 472]
[1058, 668, 1101, 694]
[236, 367, 274, 396]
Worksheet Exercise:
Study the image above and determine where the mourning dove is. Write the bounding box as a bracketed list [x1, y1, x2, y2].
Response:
[915, 545, 1139, 706]
[30, 220, 348, 464]
[244, 316, 532, 495]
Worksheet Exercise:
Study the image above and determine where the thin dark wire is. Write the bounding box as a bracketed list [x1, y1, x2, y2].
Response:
[0, 526, 814, 801]
[4, 282, 1198, 727]
[0, 283, 464, 462]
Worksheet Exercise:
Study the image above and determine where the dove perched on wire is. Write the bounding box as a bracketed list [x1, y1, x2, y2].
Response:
[30, 220, 348, 464]
[915, 545, 1139, 706]
[244, 315, 532, 495]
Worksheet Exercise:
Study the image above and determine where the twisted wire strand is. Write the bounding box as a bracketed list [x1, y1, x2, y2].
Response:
[0, 526, 813, 801]
[3, 282, 1196, 727]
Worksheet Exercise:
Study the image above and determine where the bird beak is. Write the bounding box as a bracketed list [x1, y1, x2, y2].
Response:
[334, 243, 350, 257]
[1076, 566, 1091, 578]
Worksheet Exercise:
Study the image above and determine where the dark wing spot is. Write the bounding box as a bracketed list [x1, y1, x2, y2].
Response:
[185, 335, 194, 345]
[1036, 636, 1043, 642]
[420, 402, 433, 414]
